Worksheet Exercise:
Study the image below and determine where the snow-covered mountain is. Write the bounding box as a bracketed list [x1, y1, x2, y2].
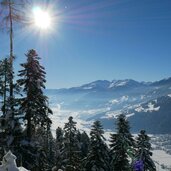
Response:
[54, 79, 148, 93]
[46, 77, 171, 134]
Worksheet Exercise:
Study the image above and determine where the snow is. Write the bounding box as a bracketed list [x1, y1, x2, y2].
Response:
[135, 105, 144, 112]
[109, 80, 127, 88]
[116, 81, 127, 86]
[154, 99, 158, 103]
[18, 167, 30, 171]
[152, 150, 171, 171]
[108, 80, 117, 88]
[0, 151, 29, 171]
[121, 96, 129, 102]
[102, 110, 122, 119]
[135, 103, 160, 113]
[109, 96, 129, 105]
[110, 99, 119, 104]
[147, 103, 160, 112]
[82, 86, 93, 90]
[126, 113, 135, 117]
[168, 94, 171, 98]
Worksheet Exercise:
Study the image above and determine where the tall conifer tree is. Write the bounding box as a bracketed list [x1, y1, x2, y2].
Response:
[16, 49, 52, 170]
[62, 116, 81, 171]
[0, 58, 22, 149]
[110, 114, 134, 171]
[84, 120, 110, 171]
[17, 49, 52, 141]
[55, 127, 64, 170]
[134, 130, 156, 171]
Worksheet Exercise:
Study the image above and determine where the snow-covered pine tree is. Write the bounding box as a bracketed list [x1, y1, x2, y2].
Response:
[17, 49, 53, 170]
[55, 127, 64, 170]
[16, 124, 53, 171]
[134, 130, 156, 171]
[33, 126, 49, 170]
[30, 122, 55, 171]
[84, 120, 110, 171]
[0, 58, 22, 150]
[109, 114, 134, 171]
[17, 49, 52, 141]
[37, 121, 55, 171]
[62, 116, 81, 171]
[46, 121, 55, 170]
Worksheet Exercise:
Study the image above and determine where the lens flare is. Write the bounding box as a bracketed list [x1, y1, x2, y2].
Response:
[32, 6, 51, 30]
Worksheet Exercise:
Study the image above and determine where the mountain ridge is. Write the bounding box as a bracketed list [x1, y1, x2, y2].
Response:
[45, 76, 171, 134]
[47, 77, 171, 92]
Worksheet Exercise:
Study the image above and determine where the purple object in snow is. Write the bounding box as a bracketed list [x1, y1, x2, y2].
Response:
[133, 160, 144, 171]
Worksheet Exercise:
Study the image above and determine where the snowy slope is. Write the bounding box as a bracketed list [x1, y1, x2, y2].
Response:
[152, 150, 171, 171]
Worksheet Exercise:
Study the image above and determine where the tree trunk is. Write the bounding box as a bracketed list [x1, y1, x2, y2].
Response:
[8, 0, 14, 118]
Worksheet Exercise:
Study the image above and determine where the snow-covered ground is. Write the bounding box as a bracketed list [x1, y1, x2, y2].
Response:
[0, 151, 29, 171]
[152, 150, 171, 171]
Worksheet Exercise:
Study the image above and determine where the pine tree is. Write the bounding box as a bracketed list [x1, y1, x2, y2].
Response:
[16, 49, 52, 170]
[84, 120, 110, 171]
[62, 116, 81, 171]
[33, 126, 49, 170]
[55, 127, 64, 170]
[134, 130, 156, 171]
[30, 124, 54, 171]
[17, 49, 52, 141]
[15, 121, 54, 170]
[0, 58, 22, 149]
[109, 114, 134, 171]
[79, 131, 90, 158]
[46, 121, 55, 170]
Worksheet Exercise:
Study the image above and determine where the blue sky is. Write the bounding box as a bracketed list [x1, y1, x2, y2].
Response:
[0, 0, 171, 88]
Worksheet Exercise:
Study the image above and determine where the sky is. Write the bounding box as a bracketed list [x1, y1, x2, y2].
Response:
[0, 0, 171, 88]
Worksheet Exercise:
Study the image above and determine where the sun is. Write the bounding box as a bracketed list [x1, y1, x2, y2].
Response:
[32, 6, 51, 30]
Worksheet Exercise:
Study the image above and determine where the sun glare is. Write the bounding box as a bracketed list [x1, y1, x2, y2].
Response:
[32, 6, 51, 30]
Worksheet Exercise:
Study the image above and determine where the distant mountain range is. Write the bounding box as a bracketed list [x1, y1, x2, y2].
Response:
[46, 77, 171, 134]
